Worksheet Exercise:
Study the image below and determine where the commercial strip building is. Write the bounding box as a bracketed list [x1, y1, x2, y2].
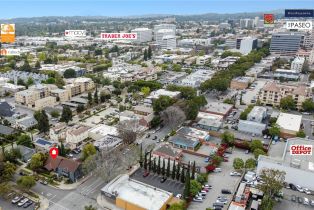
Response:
[101, 174, 173, 210]
[257, 138, 314, 190]
[258, 81, 311, 110]
[200, 102, 233, 119]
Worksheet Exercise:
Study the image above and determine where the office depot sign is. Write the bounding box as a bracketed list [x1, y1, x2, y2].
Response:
[286, 21, 313, 30]
[100, 33, 137, 40]
[0, 49, 20, 56]
[65, 30, 86, 37]
[290, 145, 312, 155]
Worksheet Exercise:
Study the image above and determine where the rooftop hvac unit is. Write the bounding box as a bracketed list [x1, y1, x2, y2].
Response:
[290, 159, 301, 168]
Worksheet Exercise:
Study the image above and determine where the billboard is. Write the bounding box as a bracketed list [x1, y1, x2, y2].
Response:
[285, 9, 314, 18]
[1, 24, 15, 43]
[100, 33, 137, 40]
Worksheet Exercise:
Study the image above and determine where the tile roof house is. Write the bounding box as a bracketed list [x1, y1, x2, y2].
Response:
[152, 144, 183, 161]
[44, 156, 82, 182]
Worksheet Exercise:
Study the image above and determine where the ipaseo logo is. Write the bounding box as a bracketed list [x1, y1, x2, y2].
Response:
[290, 145, 312, 155]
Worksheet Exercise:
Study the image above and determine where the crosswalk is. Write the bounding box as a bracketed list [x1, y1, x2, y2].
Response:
[77, 177, 105, 197]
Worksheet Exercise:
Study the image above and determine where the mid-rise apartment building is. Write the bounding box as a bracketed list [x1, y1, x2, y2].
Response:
[64, 77, 95, 97]
[258, 81, 311, 109]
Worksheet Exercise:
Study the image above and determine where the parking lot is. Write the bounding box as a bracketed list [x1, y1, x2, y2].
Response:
[130, 168, 184, 196]
[189, 148, 254, 210]
[275, 188, 314, 210]
[0, 194, 36, 210]
[242, 80, 267, 105]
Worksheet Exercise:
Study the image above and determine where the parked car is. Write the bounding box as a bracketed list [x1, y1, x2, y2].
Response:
[204, 157, 210, 162]
[193, 197, 203, 202]
[143, 171, 149, 177]
[289, 183, 297, 191]
[221, 189, 232, 194]
[296, 185, 304, 192]
[197, 193, 206, 198]
[153, 136, 157, 140]
[160, 177, 167, 183]
[40, 180, 48, 185]
[223, 158, 229, 162]
[18, 198, 29, 207]
[213, 168, 222, 173]
[230, 171, 241, 176]
[245, 150, 249, 154]
[304, 188, 311, 195]
[310, 200, 314, 206]
[203, 184, 212, 189]
[176, 194, 182, 199]
[12, 196, 23, 204]
[298, 197, 303, 204]
[146, 134, 150, 138]
[216, 199, 227, 204]
[23, 200, 33, 208]
[291, 195, 296, 202]
[304, 197, 309, 205]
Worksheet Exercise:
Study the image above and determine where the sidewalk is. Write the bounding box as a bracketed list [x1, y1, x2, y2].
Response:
[52, 174, 92, 190]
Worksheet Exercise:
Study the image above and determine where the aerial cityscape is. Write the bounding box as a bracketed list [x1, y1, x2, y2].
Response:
[0, 1, 313, 210]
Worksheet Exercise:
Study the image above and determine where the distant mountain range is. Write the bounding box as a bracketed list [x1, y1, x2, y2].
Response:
[0, 10, 285, 22]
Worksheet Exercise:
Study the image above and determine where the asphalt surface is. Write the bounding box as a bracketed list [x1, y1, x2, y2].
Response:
[189, 148, 255, 210]
[0, 197, 35, 210]
[131, 168, 184, 196]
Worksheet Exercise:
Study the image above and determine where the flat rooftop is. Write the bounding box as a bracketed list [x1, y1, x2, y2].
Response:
[201, 102, 233, 115]
[276, 113, 302, 132]
[101, 174, 172, 210]
[177, 126, 209, 140]
[259, 137, 314, 173]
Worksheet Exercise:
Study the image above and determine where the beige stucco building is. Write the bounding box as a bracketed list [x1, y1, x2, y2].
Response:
[258, 81, 311, 110]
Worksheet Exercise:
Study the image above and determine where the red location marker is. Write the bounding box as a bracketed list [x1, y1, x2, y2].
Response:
[49, 147, 59, 159]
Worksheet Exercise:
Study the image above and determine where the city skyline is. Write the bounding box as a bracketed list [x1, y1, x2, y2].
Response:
[0, 0, 313, 19]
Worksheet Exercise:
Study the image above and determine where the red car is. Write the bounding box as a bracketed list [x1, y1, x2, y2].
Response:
[202, 188, 209, 192]
[143, 171, 150, 177]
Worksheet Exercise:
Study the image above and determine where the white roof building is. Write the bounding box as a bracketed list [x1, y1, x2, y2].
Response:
[276, 113, 302, 136]
[88, 124, 119, 141]
[101, 174, 172, 210]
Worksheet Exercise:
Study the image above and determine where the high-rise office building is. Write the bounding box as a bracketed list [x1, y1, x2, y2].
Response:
[155, 29, 175, 46]
[153, 24, 176, 40]
[161, 35, 176, 49]
[131, 28, 153, 43]
[270, 33, 304, 56]
[240, 19, 254, 29]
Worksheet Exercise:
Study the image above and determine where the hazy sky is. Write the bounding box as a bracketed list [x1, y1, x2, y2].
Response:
[0, 0, 313, 18]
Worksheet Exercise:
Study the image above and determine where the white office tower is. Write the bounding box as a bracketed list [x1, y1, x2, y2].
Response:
[154, 24, 176, 40]
[131, 28, 152, 43]
[240, 37, 257, 55]
[161, 35, 176, 50]
[254, 16, 260, 27]
[240, 19, 254, 29]
[155, 29, 175, 45]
